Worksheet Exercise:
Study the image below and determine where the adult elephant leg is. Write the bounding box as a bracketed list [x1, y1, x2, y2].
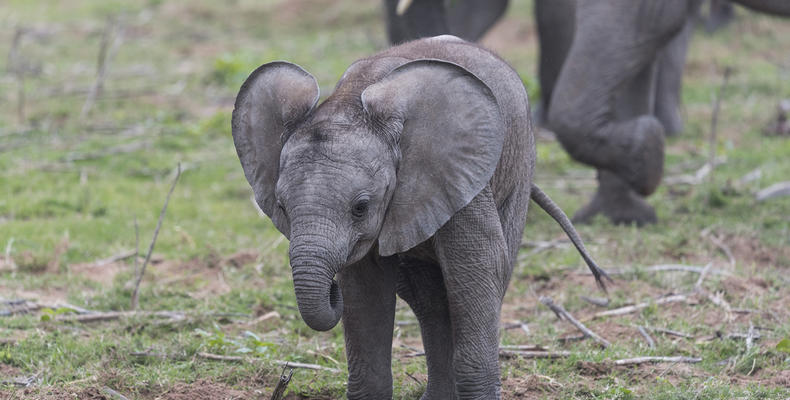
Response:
[572, 58, 661, 225]
[549, 0, 691, 204]
[654, 17, 693, 136]
[338, 253, 397, 399]
[434, 186, 509, 399]
[383, 0, 448, 44]
[396, 258, 456, 400]
[534, 0, 576, 126]
[447, 0, 510, 41]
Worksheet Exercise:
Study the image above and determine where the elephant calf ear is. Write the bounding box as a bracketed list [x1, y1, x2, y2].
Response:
[231, 61, 320, 237]
[361, 59, 505, 256]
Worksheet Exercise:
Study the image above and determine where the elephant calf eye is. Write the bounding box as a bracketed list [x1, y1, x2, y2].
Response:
[351, 198, 369, 218]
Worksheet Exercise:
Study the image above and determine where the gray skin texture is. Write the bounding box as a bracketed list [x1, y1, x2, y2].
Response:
[232, 37, 608, 399]
[547, 0, 789, 226]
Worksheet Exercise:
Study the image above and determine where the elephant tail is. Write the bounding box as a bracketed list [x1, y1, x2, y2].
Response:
[530, 184, 612, 292]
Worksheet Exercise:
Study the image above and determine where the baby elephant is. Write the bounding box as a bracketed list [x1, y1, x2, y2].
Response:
[232, 36, 608, 400]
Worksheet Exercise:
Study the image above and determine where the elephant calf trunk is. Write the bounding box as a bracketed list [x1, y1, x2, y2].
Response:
[290, 255, 344, 331]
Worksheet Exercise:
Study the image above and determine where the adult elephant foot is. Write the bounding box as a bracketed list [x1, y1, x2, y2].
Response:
[572, 170, 657, 226]
[607, 115, 666, 196]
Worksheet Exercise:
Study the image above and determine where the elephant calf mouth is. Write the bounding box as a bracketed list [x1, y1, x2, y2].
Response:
[295, 277, 344, 332]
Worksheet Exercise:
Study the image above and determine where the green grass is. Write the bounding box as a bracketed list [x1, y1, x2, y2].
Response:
[2, 1, 790, 398]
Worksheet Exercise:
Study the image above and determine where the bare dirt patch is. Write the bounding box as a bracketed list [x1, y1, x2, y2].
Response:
[502, 374, 563, 399]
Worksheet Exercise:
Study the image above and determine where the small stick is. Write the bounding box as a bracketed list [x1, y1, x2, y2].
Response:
[499, 350, 571, 359]
[4, 237, 16, 271]
[706, 66, 732, 204]
[81, 17, 124, 118]
[637, 326, 656, 349]
[706, 234, 736, 268]
[196, 352, 341, 372]
[540, 296, 611, 348]
[651, 327, 693, 339]
[91, 250, 136, 267]
[694, 263, 714, 290]
[578, 264, 729, 277]
[270, 364, 294, 400]
[755, 181, 790, 202]
[131, 163, 181, 310]
[580, 296, 610, 308]
[55, 310, 185, 323]
[593, 294, 687, 319]
[101, 387, 130, 400]
[745, 323, 755, 350]
[614, 356, 701, 366]
[499, 344, 545, 351]
[133, 216, 139, 277]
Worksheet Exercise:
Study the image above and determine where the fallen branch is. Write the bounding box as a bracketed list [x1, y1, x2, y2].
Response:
[102, 387, 130, 400]
[55, 310, 186, 323]
[650, 327, 693, 339]
[580, 296, 610, 308]
[540, 296, 611, 348]
[637, 326, 656, 349]
[270, 364, 295, 400]
[131, 163, 181, 310]
[694, 263, 714, 290]
[196, 352, 340, 373]
[499, 344, 546, 351]
[90, 250, 136, 267]
[705, 67, 732, 204]
[705, 234, 736, 268]
[613, 356, 701, 366]
[81, 17, 125, 118]
[593, 294, 687, 319]
[746, 324, 756, 350]
[499, 350, 571, 359]
[579, 264, 730, 277]
[502, 321, 530, 335]
[755, 181, 790, 202]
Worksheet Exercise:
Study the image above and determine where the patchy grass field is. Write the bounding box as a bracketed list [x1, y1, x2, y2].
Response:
[1, 0, 789, 399]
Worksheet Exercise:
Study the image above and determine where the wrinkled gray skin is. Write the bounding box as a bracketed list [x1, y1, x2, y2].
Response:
[232, 37, 609, 399]
[547, 0, 790, 226]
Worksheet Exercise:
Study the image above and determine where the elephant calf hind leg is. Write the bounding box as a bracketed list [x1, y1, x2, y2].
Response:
[573, 170, 657, 226]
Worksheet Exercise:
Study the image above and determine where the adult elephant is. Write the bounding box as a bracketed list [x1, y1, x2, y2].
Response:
[548, 0, 790, 225]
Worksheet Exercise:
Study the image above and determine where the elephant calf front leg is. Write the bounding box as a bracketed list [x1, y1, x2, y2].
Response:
[338, 255, 397, 399]
[434, 187, 509, 399]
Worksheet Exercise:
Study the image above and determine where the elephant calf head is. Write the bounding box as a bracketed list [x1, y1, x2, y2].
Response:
[232, 57, 504, 331]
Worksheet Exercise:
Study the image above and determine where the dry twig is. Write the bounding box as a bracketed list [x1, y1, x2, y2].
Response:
[196, 352, 341, 373]
[101, 387, 130, 400]
[499, 350, 571, 359]
[131, 163, 181, 309]
[270, 364, 295, 400]
[706, 66, 732, 203]
[755, 181, 790, 202]
[81, 17, 125, 118]
[593, 294, 687, 319]
[637, 326, 656, 349]
[651, 327, 694, 339]
[540, 296, 611, 348]
[614, 356, 701, 366]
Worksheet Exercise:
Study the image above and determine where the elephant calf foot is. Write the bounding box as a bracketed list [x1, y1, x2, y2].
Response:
[573, 170, 657, 226]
